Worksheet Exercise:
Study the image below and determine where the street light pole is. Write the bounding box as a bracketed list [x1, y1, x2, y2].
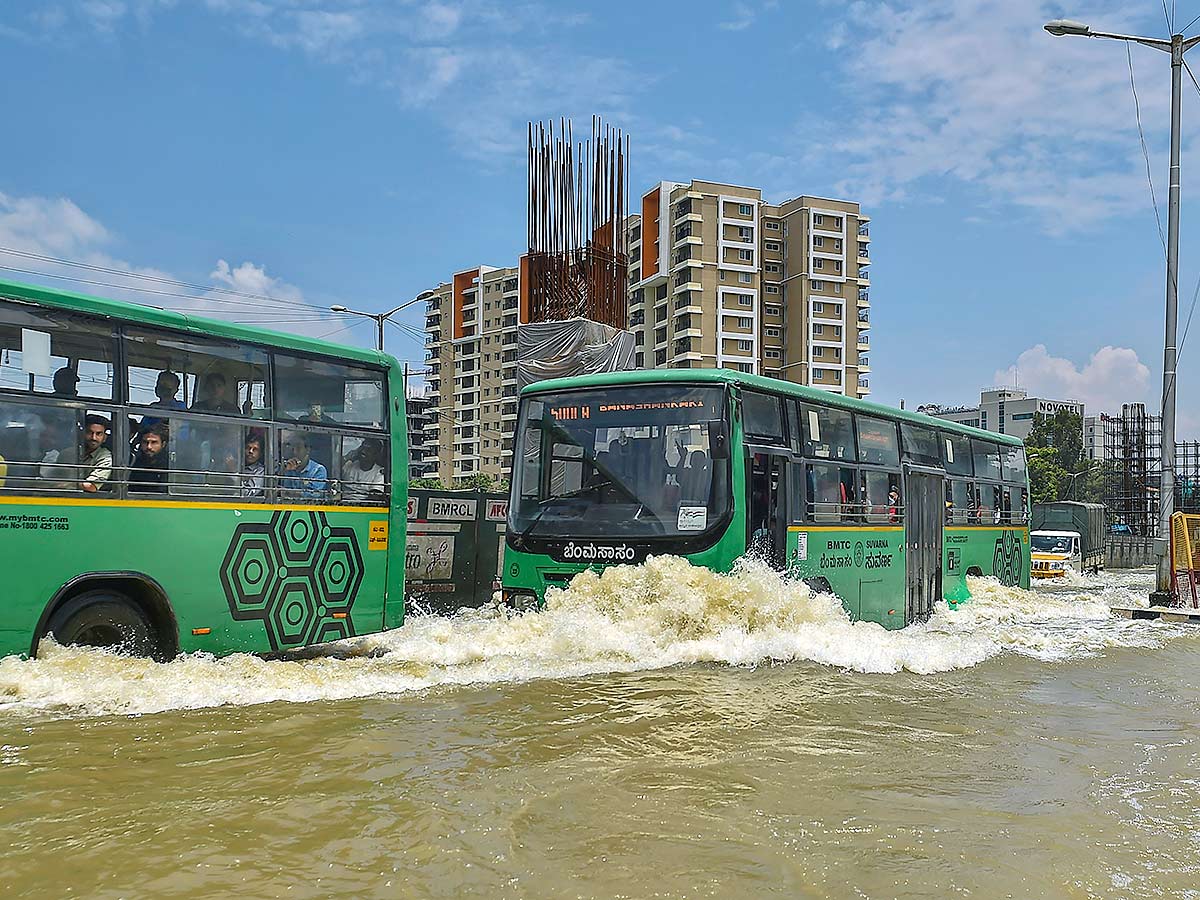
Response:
[1045, 19, 1200, 598]
[330, 289, 438, 353]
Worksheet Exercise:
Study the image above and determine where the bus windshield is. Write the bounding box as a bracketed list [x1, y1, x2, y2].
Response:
[510, 384, 730, 541]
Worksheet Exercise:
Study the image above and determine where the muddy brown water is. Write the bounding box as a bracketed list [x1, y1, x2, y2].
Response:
[1, 562, 1197, 898]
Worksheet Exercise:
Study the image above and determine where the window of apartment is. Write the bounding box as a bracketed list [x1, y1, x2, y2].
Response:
[737, 339, 752, 352]
[834, 239, 842, 252]
[813, 367, 825, 377]
[738, 316, 752, 328]
[765, 221, 780, 230]
[814, 346, 824, 357]
[765, 285, 779, 294]
[738, 272, 752, 284]
[814, 236, 824, 248]
[765, 241, 781, 251]
[765, 327, 780, 337]
[814, 259, 824, 270]
[765, 349, 782, 359]
[813, 301, 824, 312]
[738, 248, 753, 261]
[831, 303, 842, 316]
[813, 214, 823, 225]
[834, 260, 842, 273]
[737, 295, 753, 307]
[738, 225, 753, 240]
[766, 305, 781, 317]
[719, 269, 726, 280]
[739, 203, 753, 216]
[834, 283, 842, 295]
[811, 280, 825, 292]
[766, 263, 781, 273]
[737, 362, 753, 373]
[814, 324, 824, 335]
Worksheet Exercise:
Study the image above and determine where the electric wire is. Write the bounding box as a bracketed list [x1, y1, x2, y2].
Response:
[1127, 41, 1169, 254]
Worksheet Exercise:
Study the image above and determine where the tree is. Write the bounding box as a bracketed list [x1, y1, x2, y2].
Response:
[1024, 410, 1104, 503]
[1026, 410, 1084, 472]
[410, 477, 446, 490]
[1026, 445, 1067, 505]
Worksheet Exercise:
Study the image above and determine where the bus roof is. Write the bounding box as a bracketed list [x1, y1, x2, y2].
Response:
[520, 367, 1025, 447]
[0, 277, 397, 369]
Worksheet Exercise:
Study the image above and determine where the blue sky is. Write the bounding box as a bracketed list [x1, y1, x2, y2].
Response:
[3, 0, 1200, 427]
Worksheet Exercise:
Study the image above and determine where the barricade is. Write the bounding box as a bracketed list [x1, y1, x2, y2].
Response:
[404, 489, 508, 614]
[1169, 511, 1200, 608]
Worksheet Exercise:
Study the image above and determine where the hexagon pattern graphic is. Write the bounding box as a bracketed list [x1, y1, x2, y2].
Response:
[220, 511, 366, 650]
[991, 529, 1023, 587]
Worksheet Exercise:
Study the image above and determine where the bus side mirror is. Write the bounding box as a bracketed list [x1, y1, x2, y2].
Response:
[709, 419, 729, 459]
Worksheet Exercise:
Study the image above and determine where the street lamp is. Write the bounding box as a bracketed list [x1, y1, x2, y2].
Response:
[1046, 18, 1200, 600]
[330, 289, 438, 353]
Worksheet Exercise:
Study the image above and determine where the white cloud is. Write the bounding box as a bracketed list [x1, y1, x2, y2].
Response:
[820, 0, 1184, 232]
[0, 190, 360, 343]
[992, 344, 1153, 414]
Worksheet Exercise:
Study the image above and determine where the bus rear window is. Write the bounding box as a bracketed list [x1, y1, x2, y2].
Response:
[856, 415, 899, 466]
[0, 301, 116, 400]
[801, 404, 855, 460]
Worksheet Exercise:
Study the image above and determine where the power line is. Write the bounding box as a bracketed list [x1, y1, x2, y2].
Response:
[1127, 41, 1169, 255]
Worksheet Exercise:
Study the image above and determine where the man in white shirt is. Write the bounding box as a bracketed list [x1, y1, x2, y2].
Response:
[342, 439, 385, 503]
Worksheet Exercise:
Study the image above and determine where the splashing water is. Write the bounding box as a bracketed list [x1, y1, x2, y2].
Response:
[0, 558, 1183, 718]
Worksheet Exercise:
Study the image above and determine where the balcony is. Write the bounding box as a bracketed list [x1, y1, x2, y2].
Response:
[502, 278, 518, 293]
[857, 310, 870, 326]
[857, 335, 870, 350]
[858, 268, 870, 284]
[858, 223, 870, 237]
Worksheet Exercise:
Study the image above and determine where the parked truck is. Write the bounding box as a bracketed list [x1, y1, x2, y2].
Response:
[1030, 501, 1106, 578]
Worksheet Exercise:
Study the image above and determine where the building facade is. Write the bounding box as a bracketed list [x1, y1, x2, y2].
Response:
[405, 386, 439, 480]
[626, 180, 872, 398]
[925, 388, 1084, 441]
[421, 265, 522, 484]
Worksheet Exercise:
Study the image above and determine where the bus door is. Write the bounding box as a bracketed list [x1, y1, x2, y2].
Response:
[903, 465, 944, 624]
[747, 450, 789, 569]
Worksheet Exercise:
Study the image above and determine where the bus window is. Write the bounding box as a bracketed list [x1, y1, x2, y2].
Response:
[742, 391, 785, 443]
[1011, 487, 1028, 524]
[941, 432, 973, 477]
[972, 440, 1002, 482]
[860, 470, 898, 523]
[808, 463, 854, 522]
[946, 480, 972, 524]
[0, 302, 116, 400]
[339, 435, 388, 505]
[976, 483, 1001, 524]
[0, 401, 78, 494]
[275, 354, 386, 429]
[1002, 445, 1026, 483]
[801, 404, 855, 460]
[125, 328, 269, 418]
[856, 415, 899, 467]
[169, 417, 243, 499]
[900, 423, 940, 466]
[279, 429, 331, 503]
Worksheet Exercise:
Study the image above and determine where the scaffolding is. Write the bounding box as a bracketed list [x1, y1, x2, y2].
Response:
[1103, 403, 1162, 536]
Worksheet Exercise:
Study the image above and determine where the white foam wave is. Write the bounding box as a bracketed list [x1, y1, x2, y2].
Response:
[0, 558, 1184, 718]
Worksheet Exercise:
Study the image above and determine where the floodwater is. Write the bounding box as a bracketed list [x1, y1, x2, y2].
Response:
[2, 560, 1199, 898]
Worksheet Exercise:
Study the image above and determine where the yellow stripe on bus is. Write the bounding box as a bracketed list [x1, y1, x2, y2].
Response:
[0, 495, 389, 515]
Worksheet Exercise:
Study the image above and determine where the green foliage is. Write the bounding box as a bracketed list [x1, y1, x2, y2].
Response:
[1024, 410, 1105, 503]
[409, 474, 510, 493]
[409, 477, 446, 490]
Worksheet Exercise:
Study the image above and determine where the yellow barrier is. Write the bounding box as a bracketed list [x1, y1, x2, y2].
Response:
[1170, 511, 1200, 608]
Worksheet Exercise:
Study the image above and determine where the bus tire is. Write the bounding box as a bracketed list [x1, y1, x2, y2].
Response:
[42, 591, 158, 659]
[966, 566, 984, 577]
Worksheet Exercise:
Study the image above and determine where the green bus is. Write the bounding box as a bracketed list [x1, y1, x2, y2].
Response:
[502, 369, 1029, 627]
[0, 278, 407, 660]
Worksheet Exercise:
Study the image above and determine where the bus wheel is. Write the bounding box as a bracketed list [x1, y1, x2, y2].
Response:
[43, 591, 158, 659]
[966, 566, 984, 578]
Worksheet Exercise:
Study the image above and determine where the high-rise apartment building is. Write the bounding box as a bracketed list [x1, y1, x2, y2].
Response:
[421, 265, 522, 484]
[626, 180, 872, 398]
[405, 386, 438, 480]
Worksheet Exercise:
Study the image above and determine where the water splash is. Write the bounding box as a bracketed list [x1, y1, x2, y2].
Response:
[0, 559, 1184, 718]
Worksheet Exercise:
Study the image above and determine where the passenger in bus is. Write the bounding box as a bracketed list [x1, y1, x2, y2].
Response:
[301, 403, 337, 425]
[281, 433, 328, 500]
[79, 415, 113, 493]
[192, 373, 238, 415]
[129, 423, 170, 494]
[342, 439, 385, 502]
[888, 486, 901, 523]
[52, 367, 79, 398]
[37, 420, 76, 487]
[242, 432, 265, 499]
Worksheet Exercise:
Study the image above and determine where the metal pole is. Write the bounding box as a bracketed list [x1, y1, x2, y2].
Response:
[1156, 32, 1183, 597]
[375, 314, 385, 353]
